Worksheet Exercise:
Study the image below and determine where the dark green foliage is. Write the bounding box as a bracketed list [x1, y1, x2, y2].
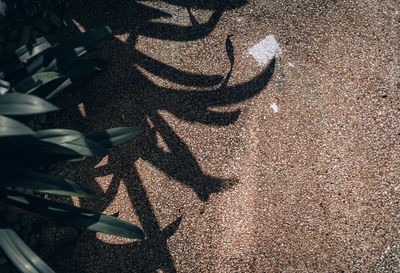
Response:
[1, 27, 112, 99]
[0, 168, 96, 197]
[0, 92, 58, 116]
[0, 20, 145, 272]
[0, 221, 56, 273]
[1, 190, 145, 240]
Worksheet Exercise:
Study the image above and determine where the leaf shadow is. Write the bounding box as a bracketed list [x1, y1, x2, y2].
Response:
[41, 0, 278, 272]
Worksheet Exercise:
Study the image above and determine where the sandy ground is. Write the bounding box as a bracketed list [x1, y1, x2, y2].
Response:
[40, 0, 399, 272]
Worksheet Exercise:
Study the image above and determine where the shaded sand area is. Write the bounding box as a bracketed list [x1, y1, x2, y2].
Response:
[40, 0, 399, 272]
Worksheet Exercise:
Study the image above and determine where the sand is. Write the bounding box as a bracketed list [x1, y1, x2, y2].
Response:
[40, 0, 399, 272]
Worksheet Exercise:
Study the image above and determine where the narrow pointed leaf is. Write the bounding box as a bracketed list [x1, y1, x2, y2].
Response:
[1, 130, 105, 167]
[0, 93, 58, 116]
[87, 127, 142, 149]
[0, 34, 63, 77]
[16, 33, 64, 62]
[0, 79, 10, 95]
[13, 72, 66, 94]
[30, 77, 70, 100]
[26, 26, 112, 75]
[0, 190, 145, 239]
[51, 26, 112, 56]
[35, 129, 108, 156]
[1, 168, 96, 197]
[0, 222, 55, 273]
[32, 59, 106, 99]
[0, 115, 34, 137]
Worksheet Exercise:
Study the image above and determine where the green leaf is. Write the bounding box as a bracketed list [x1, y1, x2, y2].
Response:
[13, 72, 66, 94]
[0, 190, 145, 239]
[16, 33, 64, 63]
[0, 115, 34, 137]
[0, 221, 55, 273]
[0, 92, 58, 116]
[26, 27, 112, 75]
[31, 59, 106, 99]
[0, 129, 107, 167]
[1, 167, 96, 197]
[0, 34, 63, 78]
[0, 79, 10, 95]
[35, 129, 107, 156]
[87, 127, 142, 149]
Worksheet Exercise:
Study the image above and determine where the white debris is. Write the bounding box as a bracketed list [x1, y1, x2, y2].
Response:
[270, 103, 278, 113]
[248, 35, 282, 66]
[288, 62, 294, 68]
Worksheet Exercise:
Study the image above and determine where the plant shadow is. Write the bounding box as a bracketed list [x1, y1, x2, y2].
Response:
[41, 1, 276, 272]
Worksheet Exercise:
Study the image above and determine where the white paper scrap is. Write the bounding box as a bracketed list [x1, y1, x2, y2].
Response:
[270, 103, 278, 113]
[248, 35, 282, 66]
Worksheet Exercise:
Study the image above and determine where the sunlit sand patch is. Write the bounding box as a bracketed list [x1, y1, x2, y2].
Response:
[71, 18, 85, 32]
[77, 102, 86, 118]
[156, 131, 171, 153]
[114, 33, 130, 43]
[71, 196, 80, 207]
[95, 155, 109, 168]
[94, 174, 114, 192]
[96, 179, 141, 244]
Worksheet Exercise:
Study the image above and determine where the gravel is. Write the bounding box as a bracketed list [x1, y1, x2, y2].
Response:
[19, 0, 400, 272]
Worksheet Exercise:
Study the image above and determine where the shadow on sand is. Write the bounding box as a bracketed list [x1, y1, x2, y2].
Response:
[42, 1, 275, 272]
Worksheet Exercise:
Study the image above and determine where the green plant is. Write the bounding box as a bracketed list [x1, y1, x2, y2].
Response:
[0, 26, 145, 272]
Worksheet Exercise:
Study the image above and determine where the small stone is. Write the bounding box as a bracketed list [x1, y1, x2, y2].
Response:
[32, 16, 52, 33]
[48, 11, 62, 28]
